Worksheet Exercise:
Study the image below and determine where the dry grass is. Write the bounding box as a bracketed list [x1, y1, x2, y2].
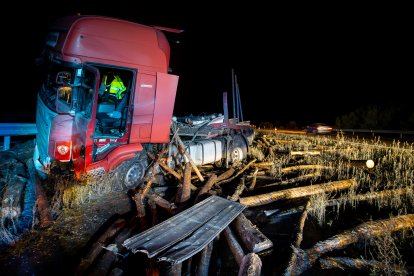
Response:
[51, 174, 118, 209]
[257, 131, 414, 214]
[309, 192, 329, 226]
[369, 233, 407, 275]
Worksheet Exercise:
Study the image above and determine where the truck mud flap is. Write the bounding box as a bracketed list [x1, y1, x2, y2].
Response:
[123, 195, 245, 264]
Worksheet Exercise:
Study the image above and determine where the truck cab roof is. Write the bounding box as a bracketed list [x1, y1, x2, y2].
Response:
[46, 15, 171, 72]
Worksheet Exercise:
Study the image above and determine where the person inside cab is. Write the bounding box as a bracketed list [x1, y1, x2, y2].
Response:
[99, 71, 126, 103]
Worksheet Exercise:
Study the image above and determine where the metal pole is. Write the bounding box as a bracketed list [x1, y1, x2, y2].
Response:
[235, 74, 239, 122]
[231, 68, 236, 121]
[236, 80, 244, 122]
[223, 92, 229, 127]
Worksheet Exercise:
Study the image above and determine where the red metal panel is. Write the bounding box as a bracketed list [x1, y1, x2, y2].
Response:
[48, 114, 74, 156]
[151, 72, 179, 143]
[130, 73, 157, 143]
[59, 16, 169, 72]
[85, 143, 144, 173]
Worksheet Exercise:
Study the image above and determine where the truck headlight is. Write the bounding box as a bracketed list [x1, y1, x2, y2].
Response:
[55, 141, 72, 162]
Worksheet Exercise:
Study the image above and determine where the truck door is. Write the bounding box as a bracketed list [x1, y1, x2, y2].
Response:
[72, 65, 99, 179]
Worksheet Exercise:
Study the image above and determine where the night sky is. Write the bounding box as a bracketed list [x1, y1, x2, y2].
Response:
[2, 2, 411, 128]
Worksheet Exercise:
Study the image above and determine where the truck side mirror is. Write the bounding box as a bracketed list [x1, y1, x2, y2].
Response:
[56, 71, 72, 85]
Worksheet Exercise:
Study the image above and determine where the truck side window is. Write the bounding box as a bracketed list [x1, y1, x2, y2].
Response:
[77, 69, 95, 118]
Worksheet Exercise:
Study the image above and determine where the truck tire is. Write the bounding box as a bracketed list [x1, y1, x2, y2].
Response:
[115, 151, 148, 190]
[228, 135, 248, 163]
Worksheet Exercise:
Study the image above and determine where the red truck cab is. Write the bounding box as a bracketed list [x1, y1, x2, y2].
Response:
[34, 15, 179, 188]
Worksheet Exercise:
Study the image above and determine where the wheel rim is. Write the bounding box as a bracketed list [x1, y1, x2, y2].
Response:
[124, 163, 144, 189]
[231, 147, 244, 163]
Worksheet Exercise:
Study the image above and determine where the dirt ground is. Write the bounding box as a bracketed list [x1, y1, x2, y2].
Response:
[0, 140, 134, 275]
[0, 190, 132, 275]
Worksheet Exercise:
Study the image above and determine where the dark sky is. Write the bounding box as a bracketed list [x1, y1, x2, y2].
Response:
[2, 2, 411, 127]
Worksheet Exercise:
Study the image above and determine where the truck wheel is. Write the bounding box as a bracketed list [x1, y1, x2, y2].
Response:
[116, 151, 148, 190]
[229, 135, 248, 163]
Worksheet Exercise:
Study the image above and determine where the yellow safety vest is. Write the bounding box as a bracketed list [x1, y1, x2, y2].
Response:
[104, 75, 126, 100]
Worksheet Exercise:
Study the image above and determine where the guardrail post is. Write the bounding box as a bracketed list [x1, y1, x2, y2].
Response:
[3, 136, 10, 150]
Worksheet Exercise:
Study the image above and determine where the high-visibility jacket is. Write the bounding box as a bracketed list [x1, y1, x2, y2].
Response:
[104, 75, 126, 100]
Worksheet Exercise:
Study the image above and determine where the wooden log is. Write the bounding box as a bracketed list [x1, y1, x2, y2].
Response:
[90, 215, 143, 275]
[175, 135, 205, 182]
[27, 160, 53, 228]
[240, 179, 357, 207]
[197, 241, 214, 276]
[284, 201, 312, 275]
[159, 262, 182, 276]
[294, 201, 310, 248]
[182, 162, 192, 202]
[194, 174, 217, 203]
[141, 163, 159, 198]
[238, 253, 262, 276]
[217, 159, 256, 186]
[223, 227, 245, 266]
[251, 162, 273, 168]
[232, 213, 273, 253]
[90, 248, 117, 276]
[1, 176, 26, 220]
[260, 138, 271, 147]
[258, 172, 321, 189]
[216, 167, 235, 182]
[229, 177, 245, 202]
[290, 151, 321, 156]
[281, 165, 331, 173]
[287, 214, 414, 275]
[248, 168, 259, 191]
[76, 218, 126, 275]
[267, 187, 413, 221]
[319, 257, 407, 274]
[132, 193, 146, 218]
[147, 192, 176, 215]
[158, 160, 182, 180]
[148, 199, 157, 226]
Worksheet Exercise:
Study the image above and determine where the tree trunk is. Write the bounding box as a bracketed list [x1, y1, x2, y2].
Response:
[281, 164, 331, 173]
[175, 135, 204, 182]
[319, 257, 407, 274]
[238, 253, 262, 276]
[196, 241, 214, 276]
[223, 227, 245, 266]
[287, 214, 414, 275]
[195, 174, 217, 203]
[76, 218, 126, 275]
[229, 177, 245, 202]
[146, 192, 176, 215]
[232, 213, 273, 253]
[218, 159, 256, 186]
[240, 179, 357, 207]
[216, 167, 235, 182]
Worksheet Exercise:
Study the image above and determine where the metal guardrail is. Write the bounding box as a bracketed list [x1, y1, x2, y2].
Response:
[336, 129, 414, 138]
[0, 123, 37, 151]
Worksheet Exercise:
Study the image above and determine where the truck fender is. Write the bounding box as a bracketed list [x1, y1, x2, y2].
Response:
[107, 143, 144, 171]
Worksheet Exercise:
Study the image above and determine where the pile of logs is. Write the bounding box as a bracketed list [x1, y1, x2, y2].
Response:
[74, 132, 414, 275]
